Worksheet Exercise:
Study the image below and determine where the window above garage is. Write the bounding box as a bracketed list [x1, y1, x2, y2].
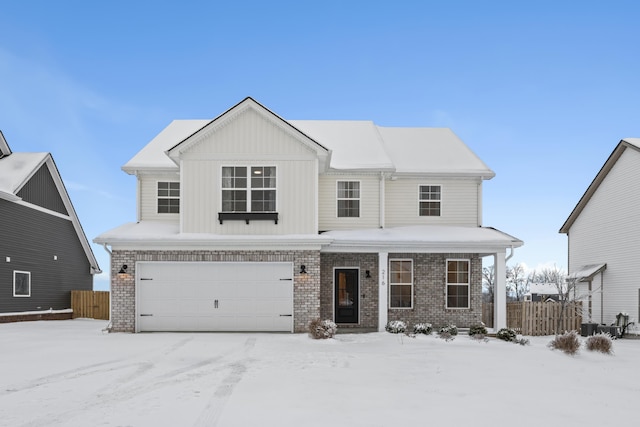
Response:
[220, 166, 278, 224]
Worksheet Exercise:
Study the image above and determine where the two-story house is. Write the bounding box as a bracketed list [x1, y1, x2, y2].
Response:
[94, 97, 522, 333]
[1, 131, 100, 315]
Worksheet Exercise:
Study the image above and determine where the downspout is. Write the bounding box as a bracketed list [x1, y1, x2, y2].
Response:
[505, 246, 514, 262]
[379, 172, 385, 228]
[101, 243, 113, 331]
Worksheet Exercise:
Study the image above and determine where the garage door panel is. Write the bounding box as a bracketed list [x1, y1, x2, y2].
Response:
[137, 262, 293, 332]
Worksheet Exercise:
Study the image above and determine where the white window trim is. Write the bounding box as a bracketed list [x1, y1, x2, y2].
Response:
[418, 183, 442, 217]
[156, 181, 180, 214]
[388, 258, 413, 309]
[221, 165, 278, 213]
[445, 258, 470, 309]
[13, 270, 31, 297]
[336, 180, 361, 218]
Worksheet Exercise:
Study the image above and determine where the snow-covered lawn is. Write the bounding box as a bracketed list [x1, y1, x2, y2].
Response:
[1, 320, 638, 427]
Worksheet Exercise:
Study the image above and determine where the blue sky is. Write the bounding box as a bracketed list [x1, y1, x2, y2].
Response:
[2, 1, 639, 290]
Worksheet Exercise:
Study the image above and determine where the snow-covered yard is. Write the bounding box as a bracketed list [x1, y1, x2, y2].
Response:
[1, 319, 638, 427]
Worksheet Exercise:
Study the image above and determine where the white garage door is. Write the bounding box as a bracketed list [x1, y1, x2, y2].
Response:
[136, 262, 294, 332]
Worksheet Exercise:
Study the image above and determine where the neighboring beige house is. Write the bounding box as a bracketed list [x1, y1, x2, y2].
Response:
[95, 97, 522, 333]
[560, 138, 640, 325]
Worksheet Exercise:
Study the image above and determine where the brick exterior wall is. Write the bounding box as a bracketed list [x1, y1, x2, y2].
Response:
[110, 250, 320, 333]
[320, 253, 379, 330]
[320, 252, 482, 331]
[386, 253, 483, 330]
[110, 249, 481, 333]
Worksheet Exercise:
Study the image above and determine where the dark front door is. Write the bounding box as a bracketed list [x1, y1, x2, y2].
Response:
[334, 269, 359, 324]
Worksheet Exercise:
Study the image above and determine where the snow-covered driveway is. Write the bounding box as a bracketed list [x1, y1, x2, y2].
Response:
[1, 319, 638, 426]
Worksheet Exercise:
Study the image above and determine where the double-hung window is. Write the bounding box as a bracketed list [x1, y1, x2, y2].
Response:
[157, 182, 180, 214]
[419, 185, 441, 216]
[389, 259, 413, 308]
[13, 271, 31, 297]
[446, 259, 470, 308]
[337, 181, 360, 217]
[222, 166, 276, 212]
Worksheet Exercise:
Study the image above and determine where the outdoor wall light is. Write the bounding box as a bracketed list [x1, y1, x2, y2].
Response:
[118, 264, 128, 274]
[300, 265, 307, 274]
[365, 270, 371, 278]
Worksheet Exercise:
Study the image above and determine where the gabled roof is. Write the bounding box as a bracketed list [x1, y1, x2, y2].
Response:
[560, 138, 640, 233]
[0, 131, 11, 158]
[0, 135, 101, 274]
[123, 97, 494, 178]
[165, 97, 330, 167]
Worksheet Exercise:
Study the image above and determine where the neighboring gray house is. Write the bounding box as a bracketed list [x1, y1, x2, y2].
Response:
[560, 138, 640, 325]
[95, 97, 522, 333]
[0, 131, 101, 313]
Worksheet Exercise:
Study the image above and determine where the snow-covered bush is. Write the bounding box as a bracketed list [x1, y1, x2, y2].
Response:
[468, 323, 487, 336]
[308, 318, 338, 339]
[496, 328, 517, 342]
[385, 320, 407, 334]
[413, 323, 433, 335]
[437, 324, 458, 341]
[586, 332, 613, 354]
[548, 330, 581, 355]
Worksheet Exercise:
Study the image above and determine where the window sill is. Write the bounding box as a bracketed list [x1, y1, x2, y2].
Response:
[218, 212, 279, 225]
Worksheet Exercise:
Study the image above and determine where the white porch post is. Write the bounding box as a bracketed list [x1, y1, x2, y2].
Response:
[378, 252, 388, 332]
[493, 250, 507, 331]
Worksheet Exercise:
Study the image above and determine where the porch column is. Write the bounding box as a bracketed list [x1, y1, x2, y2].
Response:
[378, 252, 388, 332]
[493, 250, 507, 331]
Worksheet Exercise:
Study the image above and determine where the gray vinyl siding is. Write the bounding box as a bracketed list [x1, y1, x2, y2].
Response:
[0, 199, 92, 313]
[567, 148, 640, 324]
[16, 164, 68, 215]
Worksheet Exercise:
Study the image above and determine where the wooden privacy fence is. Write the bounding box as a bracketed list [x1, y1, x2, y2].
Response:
[483, 301, 582, 336]
[71, 290, 110, 320]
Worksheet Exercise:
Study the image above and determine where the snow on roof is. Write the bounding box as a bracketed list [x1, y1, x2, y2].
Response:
[289, 120, 395, 170]
[0, 152, 48, 194]
[94, 222, 521, 252]
[122, 120, 209, 173]
[528, 283, 562, 295]
[567, 263, 606, 281]
[123, 108, 494, 177]
[323, 225, 521, 246]
[94, 221, 333, 246]
[377, 127, 494, 177]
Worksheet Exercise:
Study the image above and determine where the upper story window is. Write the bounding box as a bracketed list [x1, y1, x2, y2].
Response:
[157, 182, 180, 214]
[419, 185, 441, 216]
[13, 271, 31, 297]
[337, 181, 360, 217]
[222, 166, 276, 212]
[446, 259, 470, 309]
[389, 259, 413, 308]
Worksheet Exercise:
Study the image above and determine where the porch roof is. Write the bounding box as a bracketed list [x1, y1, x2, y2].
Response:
[321, 225, 523, 254]
[567, 263, 607, 281]
[95, 222, 522, 255]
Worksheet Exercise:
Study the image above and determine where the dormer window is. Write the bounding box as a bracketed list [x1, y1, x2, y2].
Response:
[222, 166, 276, 212]
[157, 182, 180, 213]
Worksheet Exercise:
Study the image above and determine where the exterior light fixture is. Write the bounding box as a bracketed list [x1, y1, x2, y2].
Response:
[365, 270, 371, 278]
[300, 265, 307, 274]
[118, 264, 128, 274]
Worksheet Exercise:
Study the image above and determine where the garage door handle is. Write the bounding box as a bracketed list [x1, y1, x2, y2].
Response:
[214, 299, 219, 309]
[280, 278, 292, 281]
[279, 314, 292, 317]
[140, 278, 153, 281]
[140, 314, 153, 317]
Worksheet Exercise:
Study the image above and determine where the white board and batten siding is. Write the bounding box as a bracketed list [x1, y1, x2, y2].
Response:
[568, 148, 640, 324]
[136, 261, 294, 332]
[384, 178, 481, 227]
[176, 107, 319, 235]
[318, 174, 381, 230]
